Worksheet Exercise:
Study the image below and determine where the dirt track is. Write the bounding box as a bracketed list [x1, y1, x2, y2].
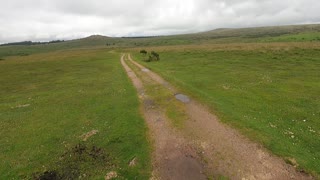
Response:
[121, 54, 313, 180]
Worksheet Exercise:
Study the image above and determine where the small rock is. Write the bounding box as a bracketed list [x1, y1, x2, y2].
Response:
[81, 130, 99, 141]
[269, 123, 276, 128]
[15, 104, 30, 108]
[105, 171, 117, 180]
[129, 157, 137, 167]
[286, 158, 298, 167]
[222, 85, 230, 90]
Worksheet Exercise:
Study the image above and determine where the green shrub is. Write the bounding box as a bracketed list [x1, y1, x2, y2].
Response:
[140, 50, 147, 55]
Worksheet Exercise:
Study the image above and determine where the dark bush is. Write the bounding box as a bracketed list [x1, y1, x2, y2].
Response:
[142, 50, 160, 62]
[140, 50, 147, 55]
[151, 51, 160, 61]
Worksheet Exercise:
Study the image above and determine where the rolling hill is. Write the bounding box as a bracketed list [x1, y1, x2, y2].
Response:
[1, 23, 320, 60]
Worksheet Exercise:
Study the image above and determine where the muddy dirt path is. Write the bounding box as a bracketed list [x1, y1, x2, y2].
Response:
[121, 55, 206, 180]
[123, 54, 313, 179]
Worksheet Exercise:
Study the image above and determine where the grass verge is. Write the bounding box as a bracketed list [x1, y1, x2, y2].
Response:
[0, 49, 151, 179]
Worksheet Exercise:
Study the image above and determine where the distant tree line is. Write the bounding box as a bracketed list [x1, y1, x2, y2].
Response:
[0, 40, 65, 46]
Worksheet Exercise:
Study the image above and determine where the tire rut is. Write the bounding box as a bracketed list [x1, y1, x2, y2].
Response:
[121, 54, 206, 180]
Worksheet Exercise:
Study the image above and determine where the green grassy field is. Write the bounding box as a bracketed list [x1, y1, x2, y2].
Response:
[0, 49, 151, 179]
[1, 23, 320, 178]
[132, 43, 320, 176]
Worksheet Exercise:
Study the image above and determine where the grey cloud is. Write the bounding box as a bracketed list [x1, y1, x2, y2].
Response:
[0, 0, 319, 43]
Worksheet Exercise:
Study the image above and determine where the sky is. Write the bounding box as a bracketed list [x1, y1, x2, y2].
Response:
[0, 0, 320, 43]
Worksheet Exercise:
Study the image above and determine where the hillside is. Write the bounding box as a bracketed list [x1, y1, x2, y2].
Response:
[199, 24, 320, 37]
[0, 24, 320, 59]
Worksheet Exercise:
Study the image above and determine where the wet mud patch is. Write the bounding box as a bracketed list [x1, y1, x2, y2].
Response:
[33, 143, 114, 180]
[175, 93, 190, 103]
[141, 68, 150, 72]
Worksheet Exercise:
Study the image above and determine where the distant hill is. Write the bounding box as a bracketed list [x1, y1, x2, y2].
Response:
[198, 24, 320, 38]
[1, 24, 320, 58]
[84, 35, 110, 39]
[0, 40, 65, 47]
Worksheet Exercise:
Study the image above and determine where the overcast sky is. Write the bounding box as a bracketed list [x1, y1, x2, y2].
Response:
[0, 0, 319, 43]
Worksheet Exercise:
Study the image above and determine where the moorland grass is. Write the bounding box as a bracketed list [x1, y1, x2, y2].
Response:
[261, 32, 320, 42]
[132, 44, 320, 176]
[0, 23, 319, 179]
[0, 49, 151, 179]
